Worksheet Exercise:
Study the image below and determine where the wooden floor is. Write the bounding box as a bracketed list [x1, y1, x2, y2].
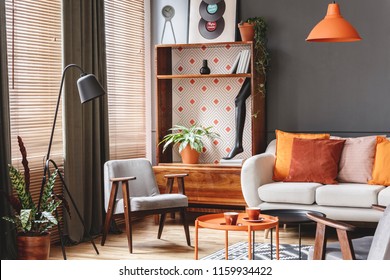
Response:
[49, 213, 375, 260]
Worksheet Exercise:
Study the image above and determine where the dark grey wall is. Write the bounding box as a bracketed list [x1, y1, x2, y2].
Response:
[238, 0, 390, 141]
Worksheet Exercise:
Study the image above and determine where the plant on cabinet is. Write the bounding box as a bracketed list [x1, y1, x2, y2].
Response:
[238, 21, 255, 42]
[239, 17, 270, 98]
[159, 124, 220, 164]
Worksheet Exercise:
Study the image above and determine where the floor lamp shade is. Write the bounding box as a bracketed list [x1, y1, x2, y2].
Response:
[77, 74, 106, 103]
[306, 2, 362, 42]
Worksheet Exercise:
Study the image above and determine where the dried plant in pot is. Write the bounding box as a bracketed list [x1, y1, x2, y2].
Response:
[2, 136, 68, 259]
[239, 17, 270, 98]
[159, 124, 220, 164]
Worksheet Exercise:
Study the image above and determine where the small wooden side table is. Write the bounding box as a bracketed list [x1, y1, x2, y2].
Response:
[195, 213, 279, 260]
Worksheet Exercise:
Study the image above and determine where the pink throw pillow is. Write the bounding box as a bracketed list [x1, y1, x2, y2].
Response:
[335, 136, 381, 183]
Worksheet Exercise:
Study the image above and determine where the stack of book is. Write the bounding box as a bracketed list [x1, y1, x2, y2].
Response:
[229, 50, 251, 74]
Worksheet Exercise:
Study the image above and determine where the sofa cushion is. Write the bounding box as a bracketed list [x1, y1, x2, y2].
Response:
[284, 138, 345, 184]
[316, 183, 385, 208]
[369, 137, 390, 186]
[259, 182, 322, 205]
[378, 187, 390, 206]
[272, 130, 330, 181]
[335, 135, 379, 183]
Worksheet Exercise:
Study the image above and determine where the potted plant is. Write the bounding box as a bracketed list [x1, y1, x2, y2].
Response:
[159, 124, 220, 164]
[2, 136, 66, 259]
[238, 21, 255, 42]
[239, 17, 270, 98]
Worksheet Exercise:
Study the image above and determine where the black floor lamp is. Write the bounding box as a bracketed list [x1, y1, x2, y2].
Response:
[38, 64, 106, 259]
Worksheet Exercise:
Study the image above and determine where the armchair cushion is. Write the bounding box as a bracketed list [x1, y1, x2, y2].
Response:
[104, 158, 160, 211]
[113, 194, 188, 213]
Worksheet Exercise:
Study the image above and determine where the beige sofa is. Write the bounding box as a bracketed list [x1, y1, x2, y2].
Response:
[241, 139, 390, 222]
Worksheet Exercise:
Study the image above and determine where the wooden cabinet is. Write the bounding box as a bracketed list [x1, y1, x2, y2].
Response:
[153, 164, 245, 211]
[154, 41, 266, 210]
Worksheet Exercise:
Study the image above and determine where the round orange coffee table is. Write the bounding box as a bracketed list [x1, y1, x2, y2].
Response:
[195, 213, 279, 260]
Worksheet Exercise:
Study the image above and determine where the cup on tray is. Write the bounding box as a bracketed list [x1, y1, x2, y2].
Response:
[246, 207, 261, 220]
[224, 212, 239, 225]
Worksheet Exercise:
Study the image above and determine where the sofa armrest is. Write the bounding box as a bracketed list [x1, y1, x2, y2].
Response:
[241, 153, 275, 207]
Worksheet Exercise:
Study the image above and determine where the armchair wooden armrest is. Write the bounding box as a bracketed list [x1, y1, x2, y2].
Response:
[164, 173, 188, 179]
[110, 176, 136, 182]
[372, 204, 386, 212]
[164, 173, 189, 194]
[306, 213, 356, 260]
[306, 213, 356, 231]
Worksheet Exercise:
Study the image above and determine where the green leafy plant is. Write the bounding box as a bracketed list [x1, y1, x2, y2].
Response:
[241, 17, 270, 98]
[159, 124, 220, 153]
[2, 136, 67, 235]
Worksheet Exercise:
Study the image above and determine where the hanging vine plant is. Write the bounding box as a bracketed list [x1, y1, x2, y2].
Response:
[245, 17, 270, 98]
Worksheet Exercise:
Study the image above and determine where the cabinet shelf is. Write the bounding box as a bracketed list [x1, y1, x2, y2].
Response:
[155, 41, 266, 164]
[157, 73, 252, 80]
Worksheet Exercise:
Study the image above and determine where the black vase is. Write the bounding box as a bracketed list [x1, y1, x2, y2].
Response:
[200, 59, 211, 75]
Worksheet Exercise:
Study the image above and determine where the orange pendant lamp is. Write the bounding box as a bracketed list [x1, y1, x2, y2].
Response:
[306, 2, 362, 42]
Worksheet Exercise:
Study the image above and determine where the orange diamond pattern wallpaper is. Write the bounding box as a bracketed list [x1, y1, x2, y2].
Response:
[171, 44, 252, 163]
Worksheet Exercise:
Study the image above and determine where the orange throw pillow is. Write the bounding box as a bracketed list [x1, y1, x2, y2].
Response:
[284, 138, 346, 185]
[273, 130, 330, 181]
[369, 137, 390, 186]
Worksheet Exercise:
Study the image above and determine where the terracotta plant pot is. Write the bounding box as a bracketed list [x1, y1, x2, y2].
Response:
[17, 232, 50, 260]
[238, 22, 255, 42]
[180, 145, 200, 164]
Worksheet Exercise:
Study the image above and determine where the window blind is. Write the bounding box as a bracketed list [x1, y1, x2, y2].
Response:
[104, 0, 146, 160]
[5, 0, 63, 243]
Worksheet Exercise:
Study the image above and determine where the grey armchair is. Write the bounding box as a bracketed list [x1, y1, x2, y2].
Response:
[101, 158, 191, 253]
[307, 204, 390, 260]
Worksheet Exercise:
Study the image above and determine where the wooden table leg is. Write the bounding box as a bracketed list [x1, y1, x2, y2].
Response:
[195, 220, 199, 260]
[248, 226, 252, 260]
[225, 230, 229, 260]
[276, 223, 280, 260]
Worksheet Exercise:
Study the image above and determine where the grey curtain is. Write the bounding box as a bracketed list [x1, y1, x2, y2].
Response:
[62, 0, 109, 242]
[0, 0, 17, 259]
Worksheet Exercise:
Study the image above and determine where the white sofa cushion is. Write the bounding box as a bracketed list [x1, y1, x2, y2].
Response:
[259, 202, 383, 222]
[378, 187, 390, 206]
[259, 182, 322, 205]
[316, 183, 385, 208]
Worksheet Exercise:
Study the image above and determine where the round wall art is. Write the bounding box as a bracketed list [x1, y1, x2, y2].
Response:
[189, 0, 236, 43]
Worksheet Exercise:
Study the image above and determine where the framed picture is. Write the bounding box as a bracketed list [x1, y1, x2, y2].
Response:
[188, 0, 237, 43]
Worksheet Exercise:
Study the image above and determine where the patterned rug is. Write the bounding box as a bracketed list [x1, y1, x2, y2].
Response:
[201, 242, 312, 260]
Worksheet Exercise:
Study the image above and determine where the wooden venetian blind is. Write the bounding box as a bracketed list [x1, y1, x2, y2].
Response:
[5, 0, 63, 242]
[104, 0, 147, 160]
